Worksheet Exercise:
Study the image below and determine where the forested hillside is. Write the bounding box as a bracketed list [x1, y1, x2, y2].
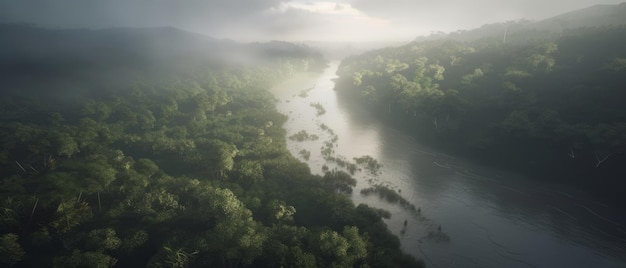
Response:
[422, 3, 626, 42]
[0, 25, 422, 267]
[336, 26, 626, 203]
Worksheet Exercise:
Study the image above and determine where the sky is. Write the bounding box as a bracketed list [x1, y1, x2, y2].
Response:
[1, 0, 624, 42]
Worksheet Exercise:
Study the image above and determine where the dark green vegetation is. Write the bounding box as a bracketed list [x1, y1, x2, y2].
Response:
[353, 156, 383, 175]
[289, 130, 319, 142]
[0, 25, 423, 267]
[309, 103, 327, 116]
[360, 185, 416, 212]
[298, 149, 312, 161]
[336, 26, 626, 203]
[298, 88, 314, 98]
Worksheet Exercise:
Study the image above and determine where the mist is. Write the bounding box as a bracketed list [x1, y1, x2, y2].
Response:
[1, 1, 626, 268]
[2, 0, 624, 42]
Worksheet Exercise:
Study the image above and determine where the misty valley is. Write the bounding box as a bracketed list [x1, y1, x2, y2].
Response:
[2, 2, 626, 268]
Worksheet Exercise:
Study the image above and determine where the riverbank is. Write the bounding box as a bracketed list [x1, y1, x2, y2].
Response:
[273, 62, 626, 268]
[333, 28, 626, 206]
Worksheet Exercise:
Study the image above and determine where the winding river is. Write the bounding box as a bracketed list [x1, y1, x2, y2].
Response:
[271, 62, 626, 267]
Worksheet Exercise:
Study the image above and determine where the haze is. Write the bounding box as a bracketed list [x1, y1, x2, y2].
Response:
[1, 0, 624, 42]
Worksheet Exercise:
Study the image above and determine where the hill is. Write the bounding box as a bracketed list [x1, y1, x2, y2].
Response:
[0, 24, 325, 78]
[534, 2, 626, 31]
[422, 2, 626, 42]
[0, 24, 326, 100]
[336, 22, 626, 203]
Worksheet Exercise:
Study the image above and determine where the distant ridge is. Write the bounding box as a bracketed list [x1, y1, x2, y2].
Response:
[0, 24, 326, 95]
[532, 2, 626, 31]
[419, 2, 626, 42]
[0, 24, 323, 71]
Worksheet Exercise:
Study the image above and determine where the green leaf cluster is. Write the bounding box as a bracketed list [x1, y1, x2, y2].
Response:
[336, 26, 626, 202]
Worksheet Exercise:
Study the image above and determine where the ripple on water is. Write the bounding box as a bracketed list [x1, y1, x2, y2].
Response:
[272, 62, 626, 268]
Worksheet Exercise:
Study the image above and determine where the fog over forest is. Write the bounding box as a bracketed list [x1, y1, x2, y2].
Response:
[1, 0, 624, 41]
[1, 1, 626, 268]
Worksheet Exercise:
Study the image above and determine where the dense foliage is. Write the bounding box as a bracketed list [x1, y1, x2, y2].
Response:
[0, 26, 422, 267]
[336, 26, 626, 203]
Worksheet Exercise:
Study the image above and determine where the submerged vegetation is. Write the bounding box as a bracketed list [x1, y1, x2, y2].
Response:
[354, 155, 383, 175]
[0, 25, 423, 267]
[309, 102, 327, 116]
[298, 87, 314, 98]
[424, 230, 451, 242]
[360, 185, 417, 212]
[289, 130, 319, 142]
[314, 127, 361, 175]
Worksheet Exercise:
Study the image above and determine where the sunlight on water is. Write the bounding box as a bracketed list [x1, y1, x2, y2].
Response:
[272, 62, 626, 268]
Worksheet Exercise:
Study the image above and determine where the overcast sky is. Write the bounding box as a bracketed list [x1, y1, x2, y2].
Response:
[1, 0, 624, 42]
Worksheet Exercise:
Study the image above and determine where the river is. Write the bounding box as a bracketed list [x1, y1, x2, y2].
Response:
[271, 62, 626, 267]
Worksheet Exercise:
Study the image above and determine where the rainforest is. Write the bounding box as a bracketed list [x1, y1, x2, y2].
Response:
[0, 25, 421, 267]
[336, 25, 626, 204]
[1, 1, 626, 267]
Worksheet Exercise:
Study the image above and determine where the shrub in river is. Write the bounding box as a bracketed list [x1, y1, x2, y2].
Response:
[354, 155, 383, 174]
[289, 130, 319, 142]
[346, 162, 358, 175]
[309, 102, 326, 116]
[322, 165, 330, 172]
[360, 185, 416, 212]
[318, 123, 336, 135]
[298, 87, 313, 98]
[424, 230, 451, 242]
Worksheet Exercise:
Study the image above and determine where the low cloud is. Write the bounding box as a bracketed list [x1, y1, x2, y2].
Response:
[1, 0, 623, 41]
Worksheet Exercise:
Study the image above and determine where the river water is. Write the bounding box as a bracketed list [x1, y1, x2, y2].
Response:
[271, 62, 626, 267]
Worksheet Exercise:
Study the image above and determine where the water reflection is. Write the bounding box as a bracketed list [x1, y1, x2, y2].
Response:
[271, 62, 626, 268]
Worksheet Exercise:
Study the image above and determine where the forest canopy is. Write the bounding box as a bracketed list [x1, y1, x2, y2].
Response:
[335, 25, 626, 203]
[0, 25, 422, 267]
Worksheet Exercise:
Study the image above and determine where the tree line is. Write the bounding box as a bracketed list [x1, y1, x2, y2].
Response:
[0, 25, 423, 267]
[335, 26, 626, 203]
